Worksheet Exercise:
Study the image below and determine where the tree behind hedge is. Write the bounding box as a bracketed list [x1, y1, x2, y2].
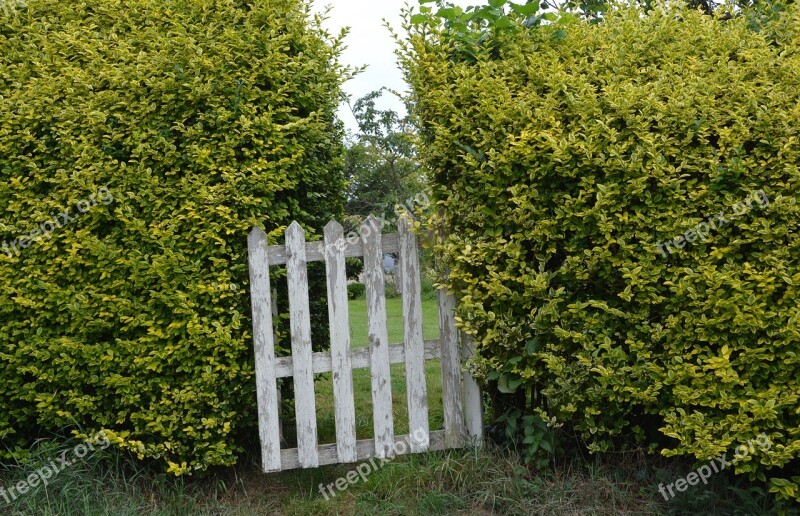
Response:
[402, 4, 800, 501]
[344, 90, 424, 219]
[0, 0, 346, 473]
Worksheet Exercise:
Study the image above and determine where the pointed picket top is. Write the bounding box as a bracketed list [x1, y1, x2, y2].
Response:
[286, 221, 305, 238]
[324, 219, 343, 234]
[397, 214, 419, 237]
[323, 220, 345, 258]
[324, 220, 344, 245]
[286, 222, 306, 262]
[249, 226, 268, 244]
[397, 215, 408, 232]
[361, 215, 384, 241]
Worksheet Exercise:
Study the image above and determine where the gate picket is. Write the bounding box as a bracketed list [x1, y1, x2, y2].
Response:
[398, 217, 429, 452]
[438, 289, 465, 449]
[247, 228, 282, 472]
[285, 222, 319, 468]
[362, 215, 395, 459]
[324, 221, 358, 463]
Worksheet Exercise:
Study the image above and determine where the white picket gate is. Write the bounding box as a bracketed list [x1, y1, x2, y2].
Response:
[247, 215, 482, 472]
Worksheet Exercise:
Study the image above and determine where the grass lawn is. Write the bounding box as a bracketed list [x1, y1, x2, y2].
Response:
[314, 295, 444, 443]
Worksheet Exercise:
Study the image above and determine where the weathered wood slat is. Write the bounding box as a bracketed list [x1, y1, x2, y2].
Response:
[399, 217, 429, 453]
[461, 332, 484, 443]
[274, 339, 441, 379]
[324, 221, 358, 464]
[286, 222, 319, 468]
[394, 253, 403, 294]
[362, 215, 395, 459]
[438, 288, 465, 449]
[247, 228, 283, 472]
[271, 289, 283, 444]
[268, 232, 400, 265]
[278, 430, 447, 471]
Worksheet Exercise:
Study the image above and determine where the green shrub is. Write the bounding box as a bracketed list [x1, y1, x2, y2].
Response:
[385, 282, 402, 299]
[346, 256, 365, 281]
[420, 274, 438, 301]
[347, 282, 366, 300]
[0, 0, 346, 474]
[402, 4, 800, 501]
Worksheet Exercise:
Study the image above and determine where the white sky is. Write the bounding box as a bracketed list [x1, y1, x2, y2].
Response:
[311, 0, 475, 133]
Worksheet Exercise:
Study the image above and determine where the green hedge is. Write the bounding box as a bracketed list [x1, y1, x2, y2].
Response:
[402, 5, 800, 501]
[0, 0, 346, 473]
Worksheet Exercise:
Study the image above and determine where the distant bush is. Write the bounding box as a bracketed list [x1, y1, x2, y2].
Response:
[402, 4, 800, 502]
[347, 283, 366, 300]
[420, 274, 438, 301]
[0, 0, 346, 474]
[383, 282, 401, 299]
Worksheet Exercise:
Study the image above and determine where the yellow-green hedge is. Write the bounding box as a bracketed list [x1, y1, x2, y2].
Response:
[0, 0, 345, 473]
[402, 4, 800, 501]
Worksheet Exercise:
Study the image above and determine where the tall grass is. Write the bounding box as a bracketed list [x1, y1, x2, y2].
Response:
[2, 433, 792, 515]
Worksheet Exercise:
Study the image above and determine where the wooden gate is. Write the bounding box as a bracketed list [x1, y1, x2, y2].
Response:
[247, 215, 482, 473]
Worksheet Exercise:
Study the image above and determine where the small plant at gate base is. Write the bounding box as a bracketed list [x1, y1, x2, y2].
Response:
[496, 410, 556, 470]
[384, 283, 402, 299]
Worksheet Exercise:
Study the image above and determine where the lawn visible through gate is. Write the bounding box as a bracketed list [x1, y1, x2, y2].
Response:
[314, 295, 443, 443]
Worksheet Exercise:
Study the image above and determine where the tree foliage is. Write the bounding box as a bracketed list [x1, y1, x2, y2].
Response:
[344, 90, 424, 220]
[410, 0, 792, 60]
